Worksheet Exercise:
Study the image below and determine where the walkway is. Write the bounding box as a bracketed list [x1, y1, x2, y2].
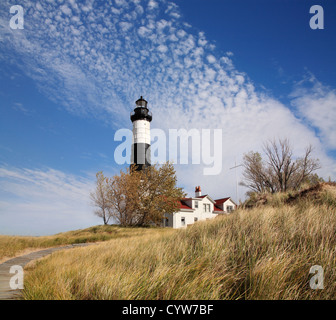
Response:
[0, 244, 92, 300]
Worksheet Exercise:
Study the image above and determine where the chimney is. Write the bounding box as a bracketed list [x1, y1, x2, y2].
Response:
[195, 186, 202, 197]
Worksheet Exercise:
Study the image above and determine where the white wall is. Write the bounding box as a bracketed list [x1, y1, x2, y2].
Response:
[133, 120, 151, 144]
[223, 199, 236, 213]
[171, 196, 218, 229]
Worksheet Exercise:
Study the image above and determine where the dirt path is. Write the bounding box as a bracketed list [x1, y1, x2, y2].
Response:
[0, 244, 93, 300]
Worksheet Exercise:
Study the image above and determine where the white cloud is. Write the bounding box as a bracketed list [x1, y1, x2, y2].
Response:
[291, 77, 336, 150]
[170, 11, 180, 19]
[206, 55, 216, 64]
[148, 0, 158, 10]
[165, 1, 180, 19]
[119, 21, 133, 32]
[0, 167, 100, 235]
[157, 44, 168, 53]
[60, 4, 72, 16]
[135, 5, 144, 15]
[69, 0, 79, 11]
[115, 0, 128, 7]
[12, 102, 30, 114]
[177, 29, 187, 38]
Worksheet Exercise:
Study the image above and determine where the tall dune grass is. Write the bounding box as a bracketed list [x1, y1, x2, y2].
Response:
[0, 225, 163, 262]
[22, 185, 336, 300]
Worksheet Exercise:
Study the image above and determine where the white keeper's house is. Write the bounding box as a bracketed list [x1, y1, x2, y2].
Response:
[164, 186, 237, 229]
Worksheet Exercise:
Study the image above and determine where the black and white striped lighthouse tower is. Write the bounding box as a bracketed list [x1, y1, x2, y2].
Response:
[130, 96, 152, 171]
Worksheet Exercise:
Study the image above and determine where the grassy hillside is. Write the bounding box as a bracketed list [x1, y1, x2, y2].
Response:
[22, 183, 336, 300]
[0, 225, 166, 262]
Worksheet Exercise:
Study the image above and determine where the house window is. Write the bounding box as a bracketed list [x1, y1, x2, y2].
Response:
[194, 217, 198, 222]
[195, 201, 198, 209]
[207, 204, 210, 212]
[181, 217, 185, 226]
[227, 205, 233, 213]
[203, 204, 206, 212]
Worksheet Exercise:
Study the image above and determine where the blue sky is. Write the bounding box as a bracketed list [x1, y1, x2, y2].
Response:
[0, 0, 335, 235]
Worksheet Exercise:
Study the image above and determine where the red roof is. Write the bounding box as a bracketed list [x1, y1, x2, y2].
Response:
[176, 196, 232, 211]
[195, 195, 208, 199]
[213, 205, 224, 212]
[215, 197, 231, 205]
[179, 200, 194, 210]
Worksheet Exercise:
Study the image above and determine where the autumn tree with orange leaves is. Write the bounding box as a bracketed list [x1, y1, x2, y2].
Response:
[91, 162, 185, 226]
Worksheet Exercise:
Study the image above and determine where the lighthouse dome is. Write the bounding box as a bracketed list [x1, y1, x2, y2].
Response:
[131, 96, 152, 122]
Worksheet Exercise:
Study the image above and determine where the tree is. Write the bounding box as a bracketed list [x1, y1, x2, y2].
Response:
[91, 162, 186, 227]
[240, 151, 270, 193]
[291, 145, 322, 188]
[263, 138, 298, 192]
[90, 171, 112, 225]
[134, 162, 186, 226]
[105, 167, 142, 226]
[240, 138, 321, 194]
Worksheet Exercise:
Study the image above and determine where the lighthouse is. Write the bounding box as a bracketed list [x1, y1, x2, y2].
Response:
[130, 96, 152, 171]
